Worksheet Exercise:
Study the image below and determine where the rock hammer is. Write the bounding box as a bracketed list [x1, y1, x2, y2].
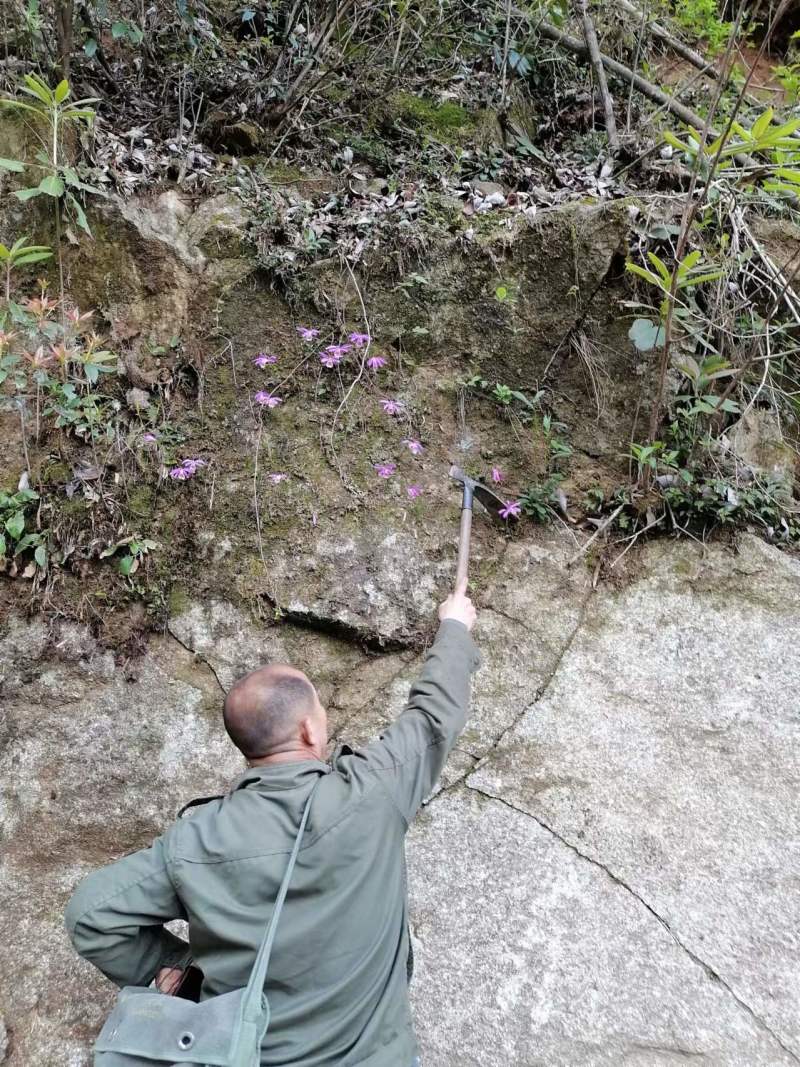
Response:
[449, 466, 516, 588]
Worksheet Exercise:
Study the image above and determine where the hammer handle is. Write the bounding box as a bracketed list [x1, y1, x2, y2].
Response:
[455, 505, 473, 590]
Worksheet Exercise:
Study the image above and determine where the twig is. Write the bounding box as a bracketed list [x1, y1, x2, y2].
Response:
[626, 0, 649, 134]
[609, 512, 664, 567]
[575, 0, 619, 152]
[330, 256, 372, 447]
[500, 0, 513, 108]
[617, 0, 724, 83]
[533, 18, 712, 130]
[252, 418, 268, 575]
[566, 503, 624, 566]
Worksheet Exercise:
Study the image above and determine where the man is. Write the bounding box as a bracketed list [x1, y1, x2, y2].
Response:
[66, 582, 478, 1066]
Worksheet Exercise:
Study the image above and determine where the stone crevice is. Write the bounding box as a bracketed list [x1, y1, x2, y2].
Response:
[165, 630, 227, 696]
[468, 786, 800, 1065]
[468, 586, 595, 771]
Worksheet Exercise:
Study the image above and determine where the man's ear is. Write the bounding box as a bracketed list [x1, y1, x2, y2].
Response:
[299, 715, 316, 747]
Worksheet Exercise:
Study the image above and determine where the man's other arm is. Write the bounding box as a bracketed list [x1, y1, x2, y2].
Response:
[65, 834, 190, 987]
[351, 585, 479, 824]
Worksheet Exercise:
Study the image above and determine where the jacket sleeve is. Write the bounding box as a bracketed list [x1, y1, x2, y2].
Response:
[348, 618, 480, 824]
[65, 834, 191, 988]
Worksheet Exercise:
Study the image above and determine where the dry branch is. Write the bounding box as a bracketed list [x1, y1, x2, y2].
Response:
[576, 0, 620, 152]
[617, 0, 721, 81]
[535, 18, 712, 131]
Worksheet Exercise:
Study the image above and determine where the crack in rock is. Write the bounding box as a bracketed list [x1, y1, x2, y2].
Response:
[468, 787, 800, 1065]
[469, 587, 594, 770]
[166, 630, 227, 695]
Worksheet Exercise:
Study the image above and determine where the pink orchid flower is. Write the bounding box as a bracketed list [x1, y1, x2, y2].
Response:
[255, 391, 282, 408]
[374, 462, 397, 478]
[380, 398, 403, 416]
[491, 467, 504, 484]
[406, 484, 422, 499]
[348, 331, 370, 347]
[499, 500, 522, 520]
[403, 439, 423, 455]
[253, 353, 278, 368]
[297, 326, 319, 341]
[367, 355, 387, 371]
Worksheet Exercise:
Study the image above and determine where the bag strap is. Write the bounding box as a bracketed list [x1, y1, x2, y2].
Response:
[242, 777, 321, 1021]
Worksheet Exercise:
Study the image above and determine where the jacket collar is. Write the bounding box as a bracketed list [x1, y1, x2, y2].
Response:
[232, 758, 330, 793]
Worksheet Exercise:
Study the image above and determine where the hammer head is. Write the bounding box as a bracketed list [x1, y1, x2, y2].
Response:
[449, 465, 519, 525]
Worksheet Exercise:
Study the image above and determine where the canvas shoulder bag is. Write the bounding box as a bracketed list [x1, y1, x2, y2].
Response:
[93, 781, 320, 1067]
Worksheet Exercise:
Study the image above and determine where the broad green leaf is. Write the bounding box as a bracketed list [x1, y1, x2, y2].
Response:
[5, 510, 25, 539]
[22, 73, 52, 103]
[626, 262, 665, 289]
[119, 554, 135, 576]
[0, 157, 24, 172]
[646, 252, 672, 284]
[84, 38, 98, 57]
[53, 79, 70, 104]
[628, 318, 665, 352]
[14, 532, 36, 554]
[0, 99, 45, 116]
[111, 20, 127, 37]
[774, 167, 800, 184]
[63, 108, 95, 123]
[14, 187, 43, 201]
[769, 117, 800, 139]
[68, 193, 91, 234]
[751, 108, 774, 140]
[663, 131, 689, 152]
[0, 244, 7, 259]
[13, 250, 52, 265]
[39, 174, 64, 196]
[34, 544, 47, 568]
[683, 269, 724, 287]
[678, 249, 702, 276]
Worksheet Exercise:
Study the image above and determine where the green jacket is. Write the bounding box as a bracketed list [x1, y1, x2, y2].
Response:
[66, 619, 479, 1066]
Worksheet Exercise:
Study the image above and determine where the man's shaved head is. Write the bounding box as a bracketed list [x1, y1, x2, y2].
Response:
[223, 665, 323, 760]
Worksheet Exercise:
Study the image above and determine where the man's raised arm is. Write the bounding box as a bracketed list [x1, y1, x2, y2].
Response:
[344, 583, 479, 824]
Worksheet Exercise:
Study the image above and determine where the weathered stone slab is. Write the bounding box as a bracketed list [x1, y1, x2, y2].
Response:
[470, 534, 800, 1059]
[408, 787, 797, 1067]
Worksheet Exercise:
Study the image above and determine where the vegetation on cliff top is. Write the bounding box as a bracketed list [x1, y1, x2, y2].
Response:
[2, 1, 800, 641]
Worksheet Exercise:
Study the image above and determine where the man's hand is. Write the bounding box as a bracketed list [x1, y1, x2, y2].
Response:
[155, 966, 184, 995]
[438, 581, 476, 632]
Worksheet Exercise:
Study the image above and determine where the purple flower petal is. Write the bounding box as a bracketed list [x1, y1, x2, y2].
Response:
[403, 438, 423, 455]
[374, 462, 397, 479]
[491, 466, 504, 484]
[253, 353, 278, 368]
[348, 331, 370, 347]
[380, 398, 403, 416]
[367, 355, 387, 371]
[406, 484, 422, 499]
[255, 391, 283, 408]
[499, 500, 522, 519]
[297, 326, 320, 341]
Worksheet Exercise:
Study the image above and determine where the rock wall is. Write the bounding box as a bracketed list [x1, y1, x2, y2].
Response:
[2, 531, 799, 1066]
